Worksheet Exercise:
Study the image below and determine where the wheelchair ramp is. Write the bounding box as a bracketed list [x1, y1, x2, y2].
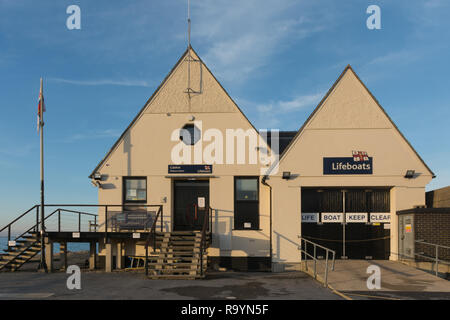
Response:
[312, 260, 450, 298]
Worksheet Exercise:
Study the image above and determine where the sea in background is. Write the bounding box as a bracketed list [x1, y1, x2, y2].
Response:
[0, 236, 92, 254]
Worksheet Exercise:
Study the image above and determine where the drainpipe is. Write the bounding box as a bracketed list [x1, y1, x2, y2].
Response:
[261, 175, 273, 271]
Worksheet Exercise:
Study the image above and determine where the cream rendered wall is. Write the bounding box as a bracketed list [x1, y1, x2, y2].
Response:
[269, 178, 301, 263]
[270, 67, 433, 264]
[94, 48, 271, 258]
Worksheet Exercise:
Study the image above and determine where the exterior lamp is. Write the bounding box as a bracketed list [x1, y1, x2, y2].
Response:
[94, 173, 102, 181]
[404, 170, 415, 179]
[282, 171, 291, 180]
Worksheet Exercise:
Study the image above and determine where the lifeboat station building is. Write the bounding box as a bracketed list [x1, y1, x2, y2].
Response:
[89, 47, 434, 271]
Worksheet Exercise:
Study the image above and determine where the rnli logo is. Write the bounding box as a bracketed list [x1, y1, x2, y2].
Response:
[352, 150, 369, 162]
[323, 151, 373, 175]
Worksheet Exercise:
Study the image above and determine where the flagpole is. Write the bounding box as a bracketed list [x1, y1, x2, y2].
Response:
[38, 77, 48, 272]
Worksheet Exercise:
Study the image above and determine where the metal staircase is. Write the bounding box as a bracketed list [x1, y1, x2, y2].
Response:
[0, 232, 41, 272]
[1, 204, 212, 277]
[0, 205, 98, 272]
[146, 231, 209, 279]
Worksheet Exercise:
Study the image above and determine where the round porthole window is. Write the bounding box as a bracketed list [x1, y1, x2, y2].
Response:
[179, 123, 201, 145]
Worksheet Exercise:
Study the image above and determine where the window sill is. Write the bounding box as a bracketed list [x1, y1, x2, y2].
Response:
[232, 229, 263, 231]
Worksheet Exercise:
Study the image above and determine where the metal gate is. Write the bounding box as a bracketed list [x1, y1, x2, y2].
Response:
[301, 188, 391, 259]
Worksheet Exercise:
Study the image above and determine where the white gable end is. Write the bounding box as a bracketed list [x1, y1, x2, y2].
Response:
[275, 66, 434, 183]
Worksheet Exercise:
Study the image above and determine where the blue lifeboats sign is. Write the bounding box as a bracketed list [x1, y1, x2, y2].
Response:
[323, 157, 373, 174]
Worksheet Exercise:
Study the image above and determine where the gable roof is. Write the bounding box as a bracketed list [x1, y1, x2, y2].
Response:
[89, 46, 263, 178]
[271, 65, 435, 178]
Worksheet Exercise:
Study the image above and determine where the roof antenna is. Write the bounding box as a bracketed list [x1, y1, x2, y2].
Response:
[188, 0, 191, 48]
[185, 0, 202, 108]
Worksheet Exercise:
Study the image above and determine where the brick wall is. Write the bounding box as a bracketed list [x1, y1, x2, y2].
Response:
[398, 208, 450, 261]
[415, 212, 450, 261]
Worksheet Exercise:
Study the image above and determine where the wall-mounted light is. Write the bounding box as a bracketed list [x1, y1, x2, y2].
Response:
[93, 173, 102, 181]
[282, 171, 291, 180]
[404, 170, 415, 179]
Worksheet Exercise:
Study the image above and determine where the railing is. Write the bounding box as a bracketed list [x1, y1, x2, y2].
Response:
[0, 205, 39, 250]
[0, 204, 165, 252]
[144, 205, 164, 276]
[15, 208, 97, 240]
[199, 207, 212, 276]
[0, 205, 98, 251]
[298, 237, 336, 287]
[396, 240, 450, 277]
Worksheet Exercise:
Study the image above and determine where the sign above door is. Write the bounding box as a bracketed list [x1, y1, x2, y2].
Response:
[168, 164, 212, 174]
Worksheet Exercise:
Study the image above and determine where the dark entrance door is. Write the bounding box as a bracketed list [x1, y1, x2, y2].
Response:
[173, 180, 209, 231]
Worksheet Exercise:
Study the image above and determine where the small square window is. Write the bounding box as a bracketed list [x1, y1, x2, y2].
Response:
[124, 177, 147, 202]
[236, 178, 258, 201]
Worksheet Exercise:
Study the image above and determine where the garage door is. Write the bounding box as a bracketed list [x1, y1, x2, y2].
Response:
[301, 188, 390, 259]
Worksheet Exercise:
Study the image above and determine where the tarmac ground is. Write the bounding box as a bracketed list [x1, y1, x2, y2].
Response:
[0, 270, 342, 300]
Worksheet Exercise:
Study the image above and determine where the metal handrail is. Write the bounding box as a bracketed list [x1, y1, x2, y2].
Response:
[0, 204, 159, 238]
[1, 207, 100, 251]
[199, 206, 211, 277]
[416, 240, 450, 250]
[0, 205, 38, 234]
[14, 208, 59, 241]
[298, 237, 336, 287]
[414, 240, 450, 277]
[144, 205, 163, 276]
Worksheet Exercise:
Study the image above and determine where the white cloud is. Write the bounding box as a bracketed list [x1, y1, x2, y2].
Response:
[367, 50, 421, 67]
[236, 92, 323, 130]
[49, 78, 154, 88]
[256, 93, 323, 114]
[192, 0, 329, 83]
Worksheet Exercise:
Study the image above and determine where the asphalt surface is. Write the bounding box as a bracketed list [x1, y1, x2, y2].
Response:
[0, 270, 342, 300]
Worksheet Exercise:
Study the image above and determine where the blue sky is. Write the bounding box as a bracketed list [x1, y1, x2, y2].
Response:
[0, 0, 449, 225]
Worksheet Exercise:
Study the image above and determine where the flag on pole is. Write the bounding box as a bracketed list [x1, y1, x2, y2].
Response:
[37, 79, 45, 132]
